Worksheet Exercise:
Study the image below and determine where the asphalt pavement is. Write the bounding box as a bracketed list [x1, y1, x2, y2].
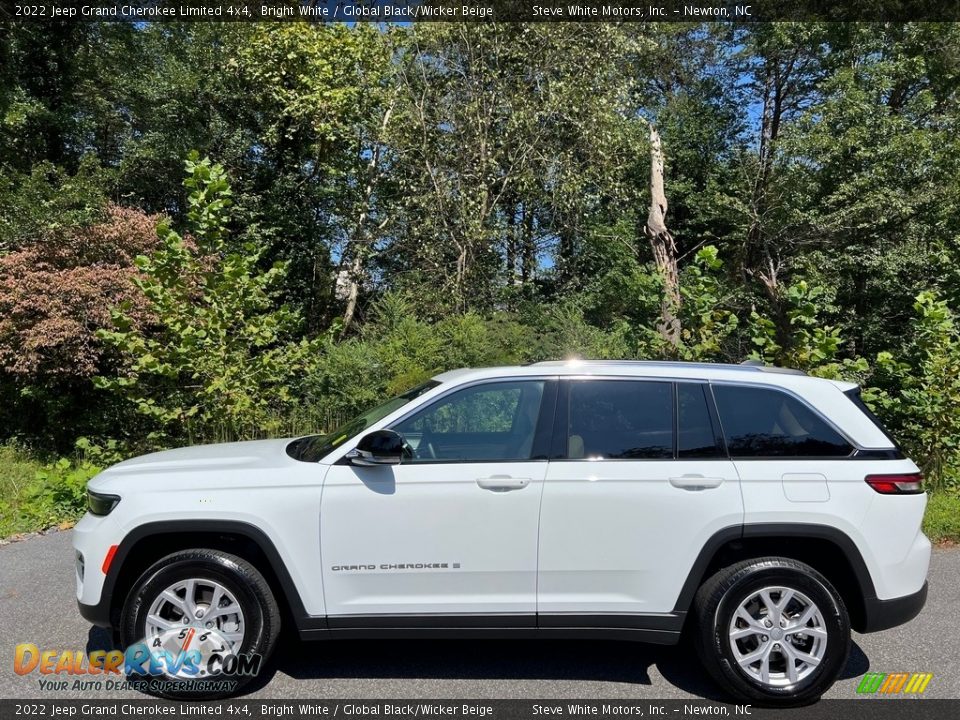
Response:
[1, 530, 956, 700]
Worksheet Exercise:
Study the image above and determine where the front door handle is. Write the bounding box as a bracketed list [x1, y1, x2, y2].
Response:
[476, 475, 530, 492]
[669, 474, 724, 491]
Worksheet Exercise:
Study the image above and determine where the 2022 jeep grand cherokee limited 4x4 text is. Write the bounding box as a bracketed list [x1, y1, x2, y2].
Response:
[73, 360, 930, 704]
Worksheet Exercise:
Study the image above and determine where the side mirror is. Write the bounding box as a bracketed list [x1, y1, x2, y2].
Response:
[350, 429, 408, 466]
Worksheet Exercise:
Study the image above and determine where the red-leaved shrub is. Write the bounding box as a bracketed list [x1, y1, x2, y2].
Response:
[0, 205, 162, 379]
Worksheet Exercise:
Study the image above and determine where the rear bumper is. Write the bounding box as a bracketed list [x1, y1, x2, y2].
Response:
[861, 581, 927, 633]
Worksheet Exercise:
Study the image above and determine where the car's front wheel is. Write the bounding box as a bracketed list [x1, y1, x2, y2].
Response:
[693, 557, 850, 707]
[120, 549, 280, 699]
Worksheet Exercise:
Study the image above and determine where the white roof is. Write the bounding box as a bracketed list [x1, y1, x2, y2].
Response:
[439, 360, 788, 380]
[433, 360, 857, 393]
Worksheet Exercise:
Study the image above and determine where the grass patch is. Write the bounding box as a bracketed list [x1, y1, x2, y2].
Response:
[923, 492, 960, 544]
[0, 445, 98, 538]
[0, 445, 43, 537]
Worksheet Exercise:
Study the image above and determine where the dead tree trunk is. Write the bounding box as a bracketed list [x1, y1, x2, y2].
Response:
[340, 104, 393, 335]
[643, 123, 681, 350]
[340, 254, 365, 334]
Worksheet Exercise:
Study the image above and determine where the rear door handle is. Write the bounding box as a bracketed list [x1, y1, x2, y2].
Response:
[476, 475, 530, 492]
[669, 474, 724, 491]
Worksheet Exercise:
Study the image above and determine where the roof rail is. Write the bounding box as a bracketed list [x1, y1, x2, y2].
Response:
[529, 359, 806, 376]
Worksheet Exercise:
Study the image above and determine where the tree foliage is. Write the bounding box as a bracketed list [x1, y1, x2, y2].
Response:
[2, 22, 960, 489]
[96, 155, 318, 443]
[0, 205, 159, 380]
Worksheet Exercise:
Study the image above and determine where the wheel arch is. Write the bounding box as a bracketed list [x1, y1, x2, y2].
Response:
[101, 520, 314, 633]
[674, 524, 876, 633]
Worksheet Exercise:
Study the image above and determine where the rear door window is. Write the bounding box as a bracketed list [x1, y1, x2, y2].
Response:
[566, 380, 673, 459]
[712, 384, 852, 458]
[678, 383, 723, 458]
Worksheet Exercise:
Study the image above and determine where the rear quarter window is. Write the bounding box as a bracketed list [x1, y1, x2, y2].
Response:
[843, 387, 900, 448]
[712, 384, 853, 458]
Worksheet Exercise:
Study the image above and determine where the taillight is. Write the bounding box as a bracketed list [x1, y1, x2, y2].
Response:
[865, 472, 924, 494]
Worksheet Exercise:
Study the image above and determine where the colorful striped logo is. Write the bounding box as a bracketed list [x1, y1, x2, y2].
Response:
[856, 672, 933, 694]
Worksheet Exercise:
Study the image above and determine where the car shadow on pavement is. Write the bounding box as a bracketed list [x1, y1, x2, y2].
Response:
[656, 639, 870, 700]
[241, 634, 871, 700]
[842, 640, 871, 679]
[86, 625, 871, 700]
[86, 626, 114, 653]
[240, 637, 667, 696]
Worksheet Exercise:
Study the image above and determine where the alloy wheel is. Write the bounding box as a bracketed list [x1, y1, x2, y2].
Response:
[727, 585, 828, 687]
[144, 578, 246, 652]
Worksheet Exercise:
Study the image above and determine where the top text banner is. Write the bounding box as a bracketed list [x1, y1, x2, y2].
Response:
[2, 0, 959, 22]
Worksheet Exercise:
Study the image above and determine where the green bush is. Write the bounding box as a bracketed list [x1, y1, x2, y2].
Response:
[0, 445, 100, 537]
[96, 155, 320, 447]
[869, 292, 960, 493]
[295, 292, 637, 435]
[0, 445, 40, 537]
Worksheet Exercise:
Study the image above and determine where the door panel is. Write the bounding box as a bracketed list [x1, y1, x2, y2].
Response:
[320, 379, 555, 618]
[320, 461, 546, 617]
[538, 459, 742, 614]
[537, 378, 744, 616]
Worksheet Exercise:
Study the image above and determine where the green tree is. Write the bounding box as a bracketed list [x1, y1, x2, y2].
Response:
[874, 292, 960, 491]
[97, 154, 317, 445]
[780, 23, 960, 358]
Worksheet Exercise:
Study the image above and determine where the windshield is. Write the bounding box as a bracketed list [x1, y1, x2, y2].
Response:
[286, 380, 441, 462]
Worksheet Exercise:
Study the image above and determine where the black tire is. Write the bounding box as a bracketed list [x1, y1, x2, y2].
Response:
[693, 557, 850, 707]
[120, 549, 281, 700]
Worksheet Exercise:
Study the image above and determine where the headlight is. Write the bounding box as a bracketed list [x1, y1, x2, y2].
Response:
[87, 489, 120, 516]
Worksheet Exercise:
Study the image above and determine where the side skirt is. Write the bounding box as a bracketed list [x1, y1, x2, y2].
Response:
[299, 613, 684, 645]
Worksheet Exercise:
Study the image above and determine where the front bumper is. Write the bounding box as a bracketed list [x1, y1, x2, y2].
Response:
[73, 511, 124, 628]
[861, 581, 928, 633]
[78, 599, 113, 628]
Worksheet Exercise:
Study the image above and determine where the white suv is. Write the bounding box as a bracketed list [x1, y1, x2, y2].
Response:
[74, 360, 930, 705]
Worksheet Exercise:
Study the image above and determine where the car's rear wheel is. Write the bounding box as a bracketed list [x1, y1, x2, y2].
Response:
[693, 557, 850, 707]
[120, 549, 280, 699]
